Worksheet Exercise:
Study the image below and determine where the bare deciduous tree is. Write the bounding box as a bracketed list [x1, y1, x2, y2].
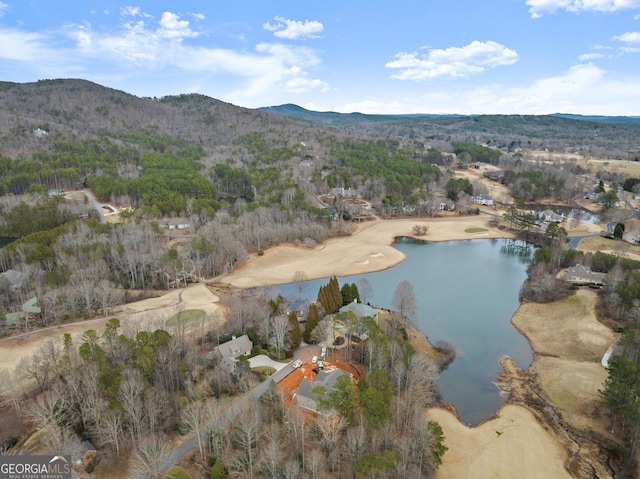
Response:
[258, 427, 283, 479]
[131, 433, 171, 479]
[284, 408, 308, 469]
[306, 447, 326, 479]
[357, 277, 373, 305]
[292, 270, 308, 299]
[412, 224, 429, 236]
[232, 403, 263, 479]
[392, 280, 418, 321]
[310, 318, 334, 346]
[269, 316, 290, 359]
[120, 368, 147, 444]
[317, 412, 346, 472]
[181, 401, 208, 460]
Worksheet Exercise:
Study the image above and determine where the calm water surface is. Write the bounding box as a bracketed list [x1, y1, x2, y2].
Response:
[0, 237, 14, 249]
[275, 238, 534, 425]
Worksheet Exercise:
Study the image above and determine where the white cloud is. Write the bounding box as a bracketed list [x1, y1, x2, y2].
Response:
[284, 67, 330, 93]
[158, 12, 198, 39]
[121, 6, 141, 17]
[0, 2, 8, 18]
[578, 52, 605, 60]
[0, 4, 329, 104]
[329, 63, 640, 115]
[263, 16, 323, 40]
[441, 63, 638, 115]
[0, 28, 49, 61]
[527, 0, 640, 18]
[615, 31, 640, 43]
[192, 13, 205, 21]
[386, 41, 518, 80]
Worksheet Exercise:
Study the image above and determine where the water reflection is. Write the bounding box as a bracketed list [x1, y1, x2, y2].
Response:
[271, 238, 534, 425]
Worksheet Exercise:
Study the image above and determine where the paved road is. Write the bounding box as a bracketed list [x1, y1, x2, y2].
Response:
[568, 188, 637, 250]
[129, 347, 321, 478]
[81, 188, 106, 224]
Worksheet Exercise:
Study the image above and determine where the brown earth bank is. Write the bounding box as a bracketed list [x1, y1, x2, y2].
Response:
[429, 289, 622, 479]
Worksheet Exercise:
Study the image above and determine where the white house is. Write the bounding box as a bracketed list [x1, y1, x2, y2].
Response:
[471, 195, 494, 206]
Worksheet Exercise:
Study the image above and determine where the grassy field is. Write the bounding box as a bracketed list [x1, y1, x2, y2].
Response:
[166, 309, 206, 327]
[165, 468, 192, 479]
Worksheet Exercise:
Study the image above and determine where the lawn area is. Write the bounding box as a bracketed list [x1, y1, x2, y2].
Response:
[164, 467, 192, 479]
[166, 309, 206, 326]
[465, 227, 489, 233]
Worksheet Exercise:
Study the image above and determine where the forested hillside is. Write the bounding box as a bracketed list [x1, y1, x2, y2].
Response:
[1, 79, 638, 329]
[261, 104, 640, 160]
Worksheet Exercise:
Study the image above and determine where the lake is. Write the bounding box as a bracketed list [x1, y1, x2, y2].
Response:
[273, 238, 534, 425]
[0, 237, 15, 250]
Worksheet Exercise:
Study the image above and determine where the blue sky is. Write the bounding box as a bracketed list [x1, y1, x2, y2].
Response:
[1, 1, 639, 115]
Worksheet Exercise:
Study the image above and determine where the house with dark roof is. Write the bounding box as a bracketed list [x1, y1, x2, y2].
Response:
[211, 334, 253, 373]
[562, 264, 606, 286]
[285, 299, 311, 321]
[339, 301, 377, 321]
[296, 369, 353, 412]
[77, 441, 97, 466]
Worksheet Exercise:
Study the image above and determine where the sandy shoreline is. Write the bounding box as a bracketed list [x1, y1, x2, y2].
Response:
[220, 214, 617, 478]
[221, 215, 515, 288]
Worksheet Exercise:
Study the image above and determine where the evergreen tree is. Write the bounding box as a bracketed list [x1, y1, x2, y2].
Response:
[426, 420, 449, 469]
[614, 222, 625, 240]
[331, 276, 342, 311]
[341, 282, 361, 304]
[341, 283, 353, 306]
[351, 283, 361, 303]
[318, 277, 343, 314]
[360, 368, 393, 428]
[317, 285, 329, 313]
[304, 303, 320, 344]
[210, 459, 229, 479]
[288, 311, 302, 349]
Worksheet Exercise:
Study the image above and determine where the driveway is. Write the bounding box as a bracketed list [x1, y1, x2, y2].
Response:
[249, 355, 287, 371]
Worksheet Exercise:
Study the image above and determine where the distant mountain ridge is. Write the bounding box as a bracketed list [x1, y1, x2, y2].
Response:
[257, 103, 461, 126]
[258, 103, 640, 157]
[259, 103, 640, 127]
[551, 113, 640, 126]
[0, 79, 639, 162]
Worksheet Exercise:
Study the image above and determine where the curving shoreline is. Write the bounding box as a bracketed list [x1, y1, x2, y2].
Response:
[1, 214, 617, 478]
[221, 215, 515, 288]
[221, 215, 617, 478]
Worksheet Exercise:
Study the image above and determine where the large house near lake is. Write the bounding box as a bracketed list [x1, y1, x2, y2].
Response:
[562, 264, 606, 286]
[296, 368, 353, 413]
